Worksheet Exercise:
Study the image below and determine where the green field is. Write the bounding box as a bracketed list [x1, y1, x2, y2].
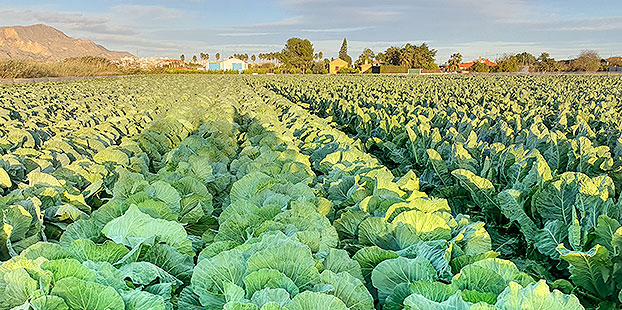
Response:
[1, 74, 621, 310]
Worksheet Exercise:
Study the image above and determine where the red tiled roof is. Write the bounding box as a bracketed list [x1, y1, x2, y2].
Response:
[606, 57, 622, 62]
[460, 58, 497, 69]
[459, 62, 476, 69]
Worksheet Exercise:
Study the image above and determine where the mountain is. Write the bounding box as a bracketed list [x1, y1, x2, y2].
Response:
[0, 24, 134, 60]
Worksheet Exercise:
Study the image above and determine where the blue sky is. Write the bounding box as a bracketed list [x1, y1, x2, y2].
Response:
[1, 0, 621, 63]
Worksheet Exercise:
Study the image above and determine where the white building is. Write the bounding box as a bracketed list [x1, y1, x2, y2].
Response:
[206, 57, 249, 72]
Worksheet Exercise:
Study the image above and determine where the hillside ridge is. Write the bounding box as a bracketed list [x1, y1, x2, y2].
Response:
[0, 24, 133, 60]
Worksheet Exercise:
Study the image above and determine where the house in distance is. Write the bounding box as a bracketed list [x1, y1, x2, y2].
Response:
[460, 57, 497, 70]
[205, 57, 249, 72]
[329, 58, 348, 74]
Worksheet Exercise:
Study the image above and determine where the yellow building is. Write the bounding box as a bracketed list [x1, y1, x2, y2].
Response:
[329, 58, 348, 74]
[360, 63, 373, 73]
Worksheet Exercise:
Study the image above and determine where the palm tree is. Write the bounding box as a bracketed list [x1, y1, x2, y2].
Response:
[180, 54, 185, 62]
[216, 53, 220, 61]
[448, 53, 462, 71]
[192, 55, 198, 63]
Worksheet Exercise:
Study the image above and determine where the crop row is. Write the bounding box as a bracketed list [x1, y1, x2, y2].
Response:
[254, 74, 622, 309]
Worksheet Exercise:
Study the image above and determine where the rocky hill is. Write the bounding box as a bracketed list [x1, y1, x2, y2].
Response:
[0, 24, 133, 60]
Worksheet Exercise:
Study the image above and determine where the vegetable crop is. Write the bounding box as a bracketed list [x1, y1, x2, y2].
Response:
[1, 74, 619, 310]
[255, 74, 622, 309]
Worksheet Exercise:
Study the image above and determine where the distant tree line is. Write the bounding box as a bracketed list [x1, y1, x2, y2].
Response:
[479, 50, 607, 73]
[176, 38, 615, 74]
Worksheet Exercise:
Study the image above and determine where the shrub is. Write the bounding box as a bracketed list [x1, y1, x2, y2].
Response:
[470, 62, 490, 73]
[379, 65, 408, 73]
[243, 68, 268, 74]
[0, 57, 125, 78]
[571, 50, 601, 72]
[337, 67, 358, 74]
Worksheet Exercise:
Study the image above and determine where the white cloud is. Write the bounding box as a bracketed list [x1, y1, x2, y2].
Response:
[301, 26, 374, 33]
[109, 5, 189, 25]
[249, 17, 302, 28]
[217, 32, 280, 36]
[549, 17, 622, 32]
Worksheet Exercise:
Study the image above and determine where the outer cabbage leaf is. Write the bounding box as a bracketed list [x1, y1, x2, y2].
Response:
[557, 244, 615, 299]
[371, 256, 438, 303]
[403, 291, 471, 310]
[50, 277, 124, 310]
[495, 280, 584, 310]
[318, 270, 374, 310]
[102, 205, 193, 256]
[286, 291, 348, 310]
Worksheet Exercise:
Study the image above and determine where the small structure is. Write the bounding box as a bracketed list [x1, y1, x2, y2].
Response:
[606, 57, 622, 66]
[329, 58, 348, 74]
[222, 57, 248, 72]
[207, 62, 221, 71]
[606, 57, 622, 72]
[460, 57, 497, 70]
[205, 57, 249, 72]
[360, 60, 373, 73]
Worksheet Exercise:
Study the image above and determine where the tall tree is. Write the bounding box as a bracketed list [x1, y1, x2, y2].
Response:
[515, 52, 537, 67]
[572, 50, 601, 72]
[279, 37, 314, 70]
[400, 43, 437, 69]
[339, 38, 352, 65]
[536, 52, 558, 72]
[356, 48, 375, 66]
[495, 54, 519, 72]
[447, 53, 462, 71]
[318, 51, 323, 60]
[383, 47, 402, 65]
[192, 55, 198, 63]
[180, 54, 185, 62]
[216, 53, 220, 61]
[251, 55, 256, 62]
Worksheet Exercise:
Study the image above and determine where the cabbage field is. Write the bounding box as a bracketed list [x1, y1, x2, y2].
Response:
[0, 74, 621, 310]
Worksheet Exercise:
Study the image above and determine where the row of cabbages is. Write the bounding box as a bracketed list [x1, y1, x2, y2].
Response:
[256, 75, 622, 309]
[0, 76, 239, 309]
[237, 85, 586, 309]
[0, 76, 237, 259]
[0, 77, 180, 192]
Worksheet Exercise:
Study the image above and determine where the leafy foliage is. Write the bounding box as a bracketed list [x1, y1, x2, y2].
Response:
[4, 74, 616, 310]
